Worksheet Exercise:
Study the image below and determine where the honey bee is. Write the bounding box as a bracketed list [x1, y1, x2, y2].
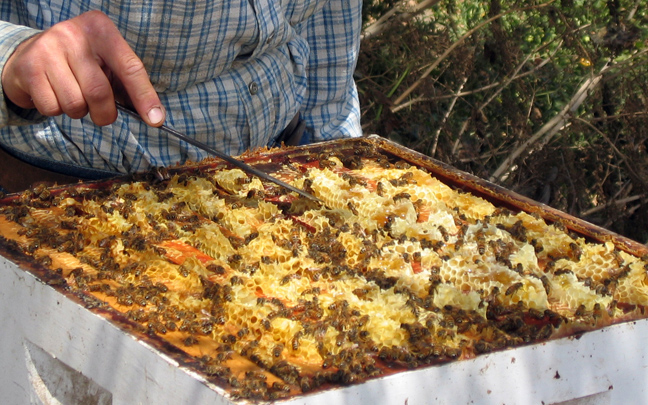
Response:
[509, 220, 527, 241]
[456, 319, 472, 334]
[543, 309, 564, 327]
[567, 242, 582, 261]
[280, 273, 300, 285]
[235, 175, 252, 185]
[199, 320, 213, 334]
[203, 364, 230, 378]
[505, 282, 524, 296]
[593, 303, 603, 319]
[244, 231, 259, 245]
[392, 192, 411, 202]
[150, 166, 170, 182]
[205, 264, 225, 275]
[529, 238, 543, 253]
[595, 284, 609, 295]
[476, 233, 486, 255]
[229, 275, 243, 286]
[291, 333, 302, 351]
[335, 332, 346, 347]
[553, 220, 567, 232]
[301, 178, 314, 194]
[539, 275, 551, 295]
[536, 324, 553, 340]
[117, 294, 134, 306]
[299, 376, 312, 392]
[574, 304, 587, 317]
[228, 376, 241, 388]
[405, 298, 420, 317]
[216, 351, 234, 362]
[272, 344, 284, 358]
[222, 334, 237, 344]
[126, 309, 149, 322]
[301, 287, 321, 297]
[437, 225, 449, 242]
[236, 328, 250, 338]
[148, 321, 167, 334]
[352, 287, 370, 300]
[375, 181, 386, 197]
[527, 308, 544, 320]
[161, 209, 177, 221]
[399, 171, 414, 183]
[261, 255, 273, 264]
[612, 264, 631, 283]
[38, 255, 53, 267]
[26, 241, 40, 253]
[346, 201, 359, 216]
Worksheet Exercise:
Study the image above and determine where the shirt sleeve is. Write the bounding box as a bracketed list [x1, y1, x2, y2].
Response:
[0, 20, 46, 128]
[293, 0, 363, 142]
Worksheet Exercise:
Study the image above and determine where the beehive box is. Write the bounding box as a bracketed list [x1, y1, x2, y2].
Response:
[1, 136, 647, 404]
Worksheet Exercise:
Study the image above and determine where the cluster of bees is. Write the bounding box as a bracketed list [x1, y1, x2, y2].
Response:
[1, 144, 647, 401]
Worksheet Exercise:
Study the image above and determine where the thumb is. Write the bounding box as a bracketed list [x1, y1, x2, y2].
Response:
[85, 12, 166, 126]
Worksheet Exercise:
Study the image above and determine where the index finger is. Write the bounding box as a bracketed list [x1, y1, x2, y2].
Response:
[84, 12, 166, 126]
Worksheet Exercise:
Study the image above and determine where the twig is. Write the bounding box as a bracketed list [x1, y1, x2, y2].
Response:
[475, 39, 564, 126]
[558, 150, 579, 213]
[362, 0, 404, 36]
[627, 0, 640, 21]
[391, 54, 554, 113]
[581, 194, 644, 217]
[489, 62, 611, 183]
[429, 76, 468, 157]
[611, 181, 633, 203]
[587, 111, 648, 122]
[480, 53, 537, 116]
[574, 116, 647, 188]
[597, 48, 648, 83]
[603, 203, 642, 229]
[451, 119, 471, 156]
[362, 0, 443, 40]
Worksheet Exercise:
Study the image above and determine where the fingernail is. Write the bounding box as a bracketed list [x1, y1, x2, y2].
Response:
[147, 107, 165, 124]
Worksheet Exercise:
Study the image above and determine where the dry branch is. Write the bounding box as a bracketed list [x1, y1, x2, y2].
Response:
[489, 62, 611, 183]
[362, 0, 442, 40]
[429, 76, 468, 157]
[575, 116, 647, 189]
[581, 194, 645, 217]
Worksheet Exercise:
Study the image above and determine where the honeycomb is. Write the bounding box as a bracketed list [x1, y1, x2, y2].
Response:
[1, 146, 647, 401]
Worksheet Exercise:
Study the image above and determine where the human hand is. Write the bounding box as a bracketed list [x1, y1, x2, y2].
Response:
[1, 10, 165, 127]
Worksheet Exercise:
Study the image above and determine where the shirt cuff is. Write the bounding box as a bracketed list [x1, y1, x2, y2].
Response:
[0, 21, 46, 128]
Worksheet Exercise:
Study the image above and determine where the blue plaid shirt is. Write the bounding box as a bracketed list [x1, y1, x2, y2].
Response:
[0, 0, 361, 174]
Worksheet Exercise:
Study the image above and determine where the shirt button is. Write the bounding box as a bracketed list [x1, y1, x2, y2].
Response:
[266, 32, 275, 45]
[248, 81, 259, 95]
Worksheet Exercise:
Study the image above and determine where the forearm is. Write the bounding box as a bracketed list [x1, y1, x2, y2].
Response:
[0, 20, 44, 128]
